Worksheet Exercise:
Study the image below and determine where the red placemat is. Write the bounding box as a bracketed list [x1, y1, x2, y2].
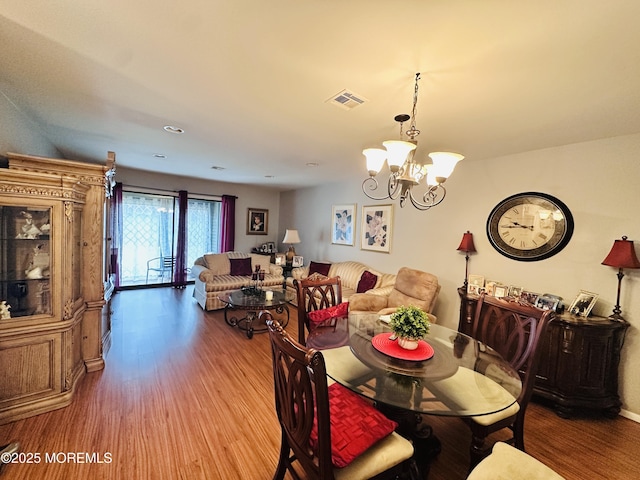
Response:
[371, 333, 434, 361]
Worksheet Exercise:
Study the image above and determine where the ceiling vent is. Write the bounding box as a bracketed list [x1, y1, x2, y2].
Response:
[326, 89, 367, 110]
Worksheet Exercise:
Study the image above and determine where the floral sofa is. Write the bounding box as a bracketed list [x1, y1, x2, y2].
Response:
[192, 252, 284, 311]
[285, 260, 397, 306]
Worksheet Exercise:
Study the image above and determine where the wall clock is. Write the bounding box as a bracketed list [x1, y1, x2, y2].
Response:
[486, 192, 574, 262]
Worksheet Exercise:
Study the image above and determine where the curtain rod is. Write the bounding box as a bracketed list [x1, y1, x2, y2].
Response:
[121, 183, 224, 200]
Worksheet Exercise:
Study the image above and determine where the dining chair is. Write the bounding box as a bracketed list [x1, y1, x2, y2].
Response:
[466, 441, 565, 480]
[462, 293, 555, 470]
[264, 312, 419, 480]
[294, 274, 343, 345]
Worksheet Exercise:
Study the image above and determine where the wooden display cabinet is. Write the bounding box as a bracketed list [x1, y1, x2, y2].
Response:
[0, 152, 115, 424]
[458, 289, 628, 418]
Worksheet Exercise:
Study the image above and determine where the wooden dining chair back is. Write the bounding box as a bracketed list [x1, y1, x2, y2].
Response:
[264, 312, 418, 480]
[294, 274, 343, 345]
[464, 293, 555, 469]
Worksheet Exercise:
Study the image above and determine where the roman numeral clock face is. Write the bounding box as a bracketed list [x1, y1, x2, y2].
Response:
[486, 192, 574, 261]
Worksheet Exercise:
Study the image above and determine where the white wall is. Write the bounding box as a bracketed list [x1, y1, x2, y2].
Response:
[116, 166, 282, 254]
[279, 133, 640, 416]
[0, 92, 60, 158]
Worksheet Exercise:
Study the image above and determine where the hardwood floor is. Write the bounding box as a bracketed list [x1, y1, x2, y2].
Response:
[1, 286, 639, 479]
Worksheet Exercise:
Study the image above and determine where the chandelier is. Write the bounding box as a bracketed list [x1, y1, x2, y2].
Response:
[362, 73, 464, 210]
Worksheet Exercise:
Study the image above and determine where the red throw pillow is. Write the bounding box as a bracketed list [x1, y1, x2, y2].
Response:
[309, 261, 331, 276]
[310, 383, 398, 468]
[307, 302, 349, 324]
[229, 257, 252, 276]
[356, 271, 378, 293]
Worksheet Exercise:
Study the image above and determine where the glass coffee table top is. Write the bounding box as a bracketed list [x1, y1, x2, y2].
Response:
[218, 289, 294, 338]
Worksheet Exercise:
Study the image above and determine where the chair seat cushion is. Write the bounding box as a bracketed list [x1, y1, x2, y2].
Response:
[307, 302, 349, 324]
[467, 442, 566, 480]
[310, 383, 398, 468]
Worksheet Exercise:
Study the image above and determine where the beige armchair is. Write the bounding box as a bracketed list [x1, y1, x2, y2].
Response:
[349, 267, 440, 315]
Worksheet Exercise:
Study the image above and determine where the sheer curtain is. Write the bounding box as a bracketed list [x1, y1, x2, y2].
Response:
[221, 195, 236, 252]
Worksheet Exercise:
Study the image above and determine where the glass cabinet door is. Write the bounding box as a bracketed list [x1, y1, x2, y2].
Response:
[0, 205, 52, 318]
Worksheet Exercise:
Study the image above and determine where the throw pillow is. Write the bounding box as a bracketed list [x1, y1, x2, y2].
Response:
[309, 383, 398, 468]
[249, 253, 271, 274]
[356, 270, 378, 293]
[307, 302, 349, 324]
[309, 261, 331, 276]
[229, 257, 253, 276]
[204, 253, 231, 275]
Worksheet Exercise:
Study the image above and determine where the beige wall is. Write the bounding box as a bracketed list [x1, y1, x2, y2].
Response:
[279, 133, 640, 418]
[116, 166, 282, 254]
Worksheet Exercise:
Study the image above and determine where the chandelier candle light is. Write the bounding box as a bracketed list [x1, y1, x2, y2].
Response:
[601, 236, 640, 321]
[362, 73, 464, 211]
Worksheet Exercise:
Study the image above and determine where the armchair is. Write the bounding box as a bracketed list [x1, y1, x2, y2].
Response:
[349, 267, 440, 316]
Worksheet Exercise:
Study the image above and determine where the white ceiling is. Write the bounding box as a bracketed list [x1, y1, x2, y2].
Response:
[2, 1, 640, 190]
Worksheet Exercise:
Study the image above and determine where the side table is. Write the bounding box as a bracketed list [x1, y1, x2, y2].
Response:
[533, 313, 628, 418]
[458, 289, 629, 418]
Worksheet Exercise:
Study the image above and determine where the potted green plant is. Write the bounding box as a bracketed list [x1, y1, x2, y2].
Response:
[389, 305, 431, 350]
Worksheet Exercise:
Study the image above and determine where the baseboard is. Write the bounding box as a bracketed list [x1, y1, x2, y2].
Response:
[620, 409, 640, 423]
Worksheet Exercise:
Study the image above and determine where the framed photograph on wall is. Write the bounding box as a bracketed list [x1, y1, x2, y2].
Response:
[569, 290, 599, 317]
[360, 204, 393, 253]
[247, 208, 268, 235]
[331, 204, 356, 246]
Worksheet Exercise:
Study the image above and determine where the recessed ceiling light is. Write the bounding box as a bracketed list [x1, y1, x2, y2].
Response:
[163, 125, 185, 134]
[211, 166, 225, 170]
[306, 162, 319, 167]
[153, 153, 166, 158]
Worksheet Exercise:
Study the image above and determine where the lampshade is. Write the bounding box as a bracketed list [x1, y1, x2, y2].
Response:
[457, 231, 477, 253]
[428, 152, 464, 181]
[601, 236, 640, 269]
[382, 140, 416, 170]
[363, 148, 387, 175]
[282, 229, 301, 244]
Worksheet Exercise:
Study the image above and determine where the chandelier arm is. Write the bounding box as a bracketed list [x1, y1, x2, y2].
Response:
[362, 177, 393, 201]
[407, 185, 448, 210]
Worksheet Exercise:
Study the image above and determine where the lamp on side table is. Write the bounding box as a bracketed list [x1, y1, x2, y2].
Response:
[457, 231, 477, 291]
[601, 235, 640, 321]
[282, 229, 301, 266]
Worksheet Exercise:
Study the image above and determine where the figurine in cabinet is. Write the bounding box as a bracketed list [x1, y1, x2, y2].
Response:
[16, 211, 42, 239]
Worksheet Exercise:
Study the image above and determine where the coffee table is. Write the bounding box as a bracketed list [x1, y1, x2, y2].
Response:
[219, 289, 294, 338]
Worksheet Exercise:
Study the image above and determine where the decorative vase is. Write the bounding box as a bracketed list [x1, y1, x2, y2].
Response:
[398, 337, 419, 350]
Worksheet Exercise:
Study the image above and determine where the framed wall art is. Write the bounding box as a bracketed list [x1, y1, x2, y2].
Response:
[360, 204, 393, 253]
[247, 208, 268, 235]
[331, 204, 356, 246]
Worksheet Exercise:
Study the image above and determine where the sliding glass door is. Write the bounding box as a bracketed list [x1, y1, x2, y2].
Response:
[117, 191, 221, 287]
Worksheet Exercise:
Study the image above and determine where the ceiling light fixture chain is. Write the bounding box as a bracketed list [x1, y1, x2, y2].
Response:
[361, 72, 464, 211]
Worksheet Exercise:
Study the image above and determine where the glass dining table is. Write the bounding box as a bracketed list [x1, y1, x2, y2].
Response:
[309, 312, 521, 416]
[306, 312, 521, 472]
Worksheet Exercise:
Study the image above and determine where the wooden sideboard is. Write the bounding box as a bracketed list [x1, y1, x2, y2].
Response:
[458, 289, 628, 418]
[0, 152, 115, 424]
